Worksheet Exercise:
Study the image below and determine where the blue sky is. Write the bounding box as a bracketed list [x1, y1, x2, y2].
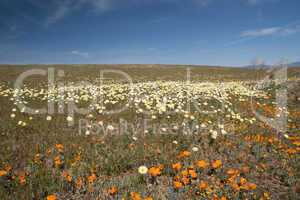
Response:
[0, 0, 300, 66]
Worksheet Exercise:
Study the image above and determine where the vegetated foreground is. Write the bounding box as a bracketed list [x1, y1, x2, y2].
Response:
[0, 65, 299, 200]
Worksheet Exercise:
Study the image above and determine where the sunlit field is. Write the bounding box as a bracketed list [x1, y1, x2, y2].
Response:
[0, 65, 300, 200]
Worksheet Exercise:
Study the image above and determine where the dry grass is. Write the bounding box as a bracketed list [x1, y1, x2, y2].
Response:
[0, 65, 299, 200]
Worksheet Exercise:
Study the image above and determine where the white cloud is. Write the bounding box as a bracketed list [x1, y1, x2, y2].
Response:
[71, 50, 89, 58]
[193, 0, 211, 7]
[45, 0, 113, 25]
[241, 25, 300, 37]
[241, 27, 281, 37]
[246, 0, 280, 6]
[45, 0, 212, 25]
[46, 2, 71, 25]
[247, 0, 260, 5]
[90, 0, 112, 11]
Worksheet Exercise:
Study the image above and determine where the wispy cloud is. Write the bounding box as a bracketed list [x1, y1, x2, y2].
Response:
[247, 0, 261, 6]
[45, 0, 212, 26]
[46, 1, 72, 26]
[45, 0, 113, 26]
[70, 50, 89, 58]
[241, 24, 300, 37]
[241, 27, 281, 37]
[193, 0, 212, 7]
[246, 0, 280, 6]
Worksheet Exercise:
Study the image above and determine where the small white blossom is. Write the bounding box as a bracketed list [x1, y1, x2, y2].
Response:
[192, 147, 199, 152]
[138, 166, 148, 175]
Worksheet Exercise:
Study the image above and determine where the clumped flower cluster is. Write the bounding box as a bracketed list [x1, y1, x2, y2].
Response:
[0, 77, 299, 199]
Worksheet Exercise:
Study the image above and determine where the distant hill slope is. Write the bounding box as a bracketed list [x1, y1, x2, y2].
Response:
[245, 61, 300, 69]
[289, 62, 300, 67]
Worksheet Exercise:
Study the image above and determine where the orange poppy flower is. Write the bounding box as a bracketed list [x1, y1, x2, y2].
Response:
[172, 162, 182, 171]
[148, 166, 162, 177]
[188, 169, 197, 179]
[108, 186, 118, 195]
[226, 168, 239, 176]
[88, 173, 97, 184]
[177, 150, 191, 158]
[46, 194, 57, 200]
[76, 177, 83, 189]
[130, 192, 142, 200]
[54, 156, 63, 167]
[212, 160, 222, 169]
[242, 182, 257, 190]
[144, 197, 153, 200]
[62, 171, 72, 182]
[182, 176, 190, 185]
[0, 170, 7, 177]
[74, 154, 81, 162]
[286, 148, 297, 154]
[196, 160, 208, 169]
[173, 181, 183, 189]
[199, 180, 208, 190]
[230, 182, 240, 191]
[55, 144, 64, 152]
[19, 174, 26, 185]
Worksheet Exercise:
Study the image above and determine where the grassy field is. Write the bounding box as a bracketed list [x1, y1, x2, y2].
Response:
[0, 65, 299, 200]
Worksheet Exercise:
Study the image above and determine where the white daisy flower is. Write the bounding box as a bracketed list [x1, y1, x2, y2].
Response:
[192, 147, 199, 152]
[138, 166, 148, 175]
[66, 116, 73, 122]
[211, 130, 218, 139]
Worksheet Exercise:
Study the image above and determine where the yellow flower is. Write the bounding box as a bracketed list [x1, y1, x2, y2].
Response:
[240, 177, 247, 185]
[181, 169, 188, 177]
[34, 154, 42, 164]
